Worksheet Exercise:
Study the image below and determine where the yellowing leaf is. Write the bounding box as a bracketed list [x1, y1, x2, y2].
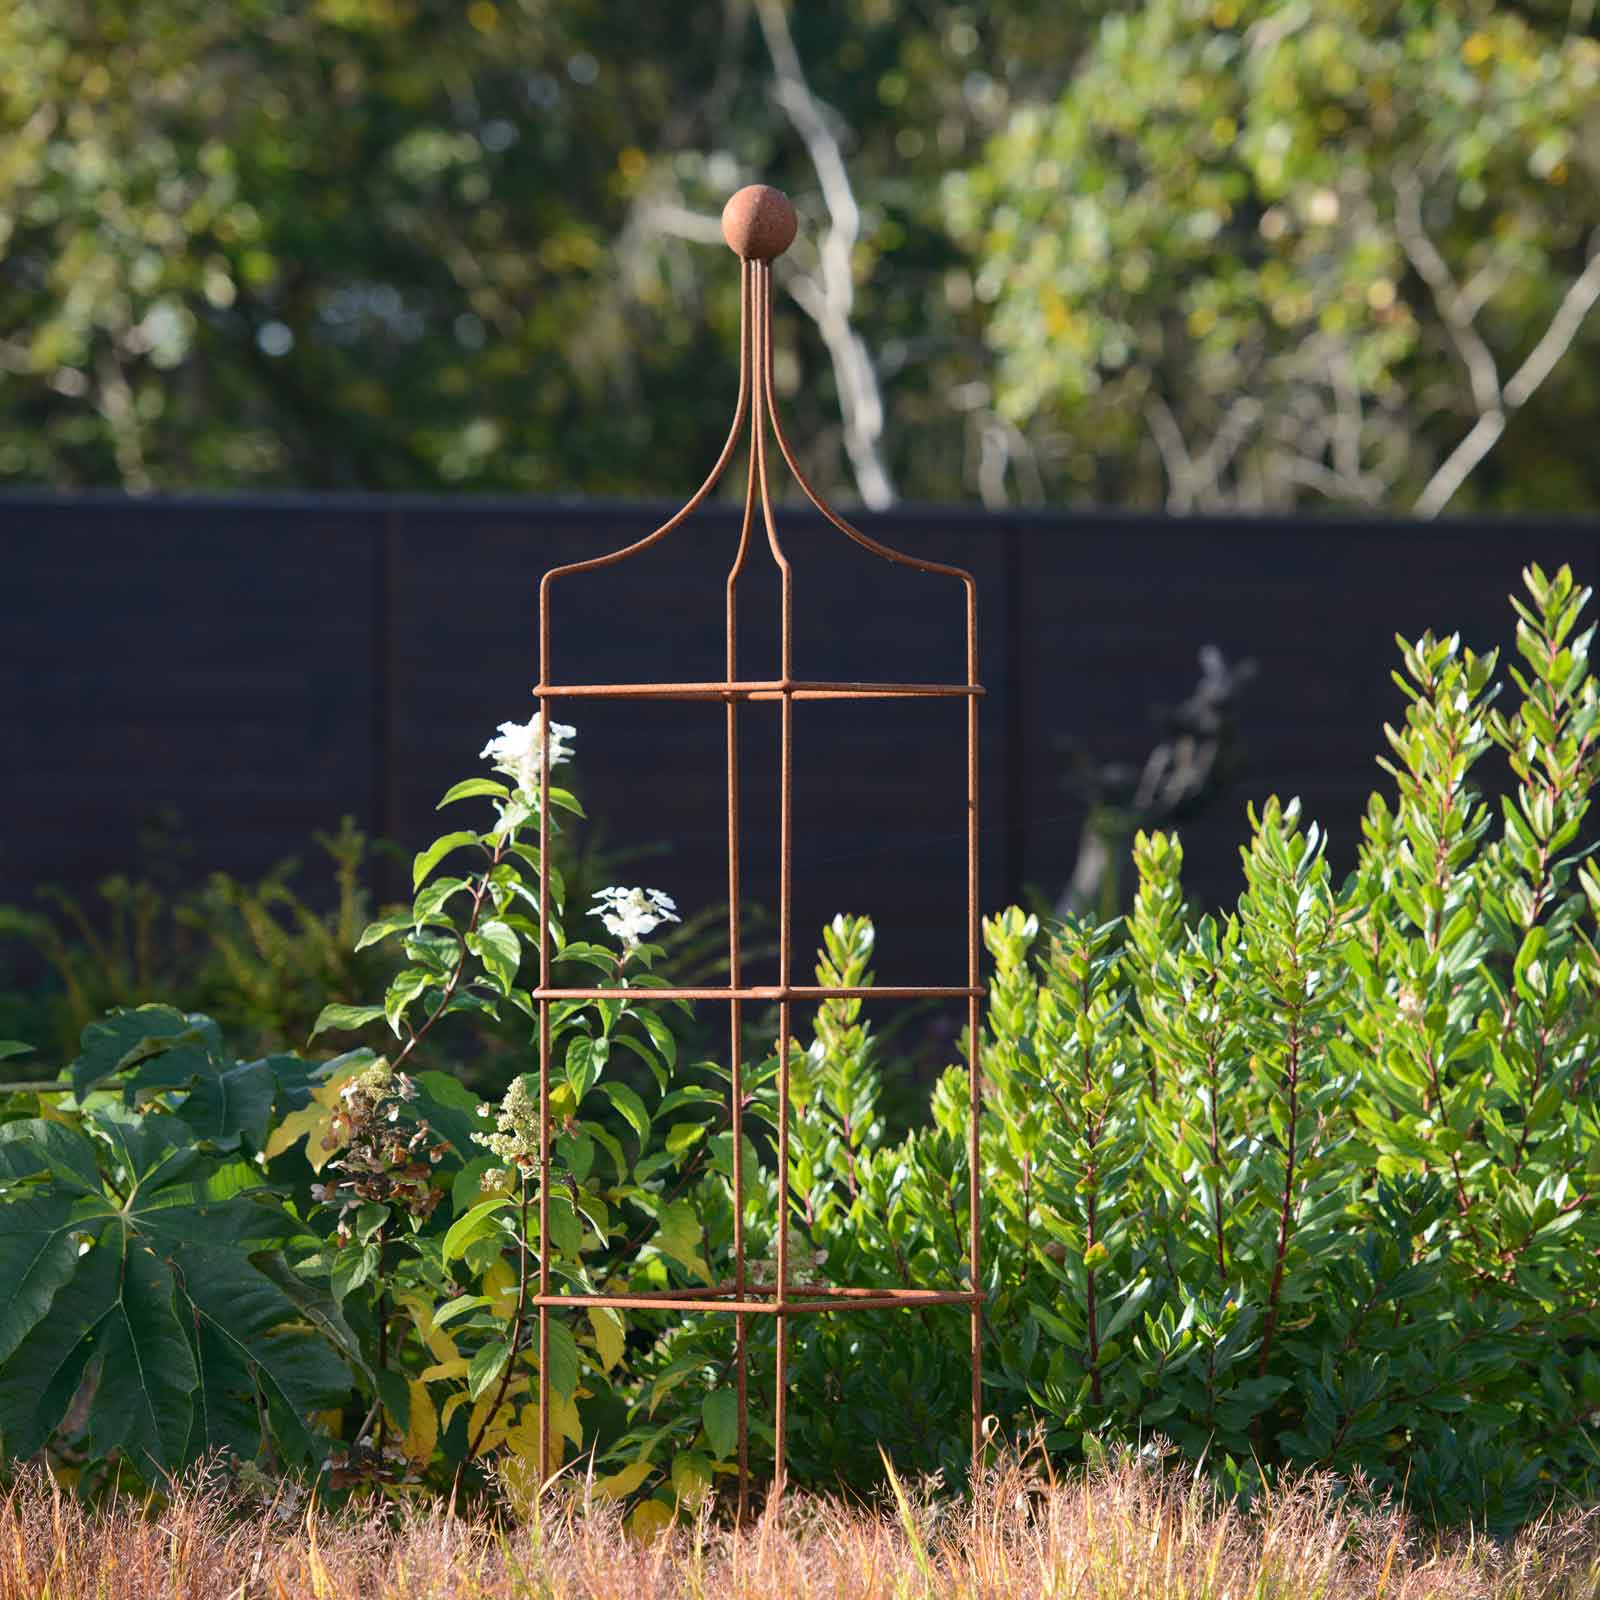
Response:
[670, 1450, 711, 1509]
[398, 1293, 461, 1366]
[629, 1499, 674, 1541]
[504, 1390, 579, 1467]
[262, 1060, 370, 1170]
[402, 1379, 437, 1463]
[595, 1450, 656, 1501]
[418, 1357, 471, 1383]
[654, 1200, 715, 1285]
[587, 1305, 625, 1371]
[499, 1452, 540, 1516]
[483, 1258, 518, 1318]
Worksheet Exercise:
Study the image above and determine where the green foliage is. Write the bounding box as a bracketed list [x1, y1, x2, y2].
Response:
[5, 0, 1593, 511]
[8, 571, 1600, 1527]
[977, 564, 1600, 1527]
[0, 1008, 352, 1487]
[0, 819, 390, 1070]
[949, 0, 1600, 512]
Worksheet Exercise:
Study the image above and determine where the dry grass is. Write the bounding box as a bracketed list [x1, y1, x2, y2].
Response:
[5, 1449, 1600, 1600]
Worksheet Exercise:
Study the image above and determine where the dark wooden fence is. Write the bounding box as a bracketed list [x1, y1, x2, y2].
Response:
[4, 492, 1597, 988]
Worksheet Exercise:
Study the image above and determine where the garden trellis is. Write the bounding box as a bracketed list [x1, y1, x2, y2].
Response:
[528, 186, 985, 1510]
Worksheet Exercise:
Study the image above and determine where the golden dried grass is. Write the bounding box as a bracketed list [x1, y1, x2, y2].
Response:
[3, 1448, 1599, 1600]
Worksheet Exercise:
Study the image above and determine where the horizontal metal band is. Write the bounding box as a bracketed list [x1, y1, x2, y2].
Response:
[532, 679, 983, 701]
[531, 984, 983, 1002]
[530, 1289, 982, 1316]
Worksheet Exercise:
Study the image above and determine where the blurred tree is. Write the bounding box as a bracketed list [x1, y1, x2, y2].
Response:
[0, 0, 752, 494]
[948, 0, 1600, 513]
[1, 0, 1595, 514]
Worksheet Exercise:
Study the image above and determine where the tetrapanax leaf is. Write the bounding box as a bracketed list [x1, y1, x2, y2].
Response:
[89, 1236, 197, 1477]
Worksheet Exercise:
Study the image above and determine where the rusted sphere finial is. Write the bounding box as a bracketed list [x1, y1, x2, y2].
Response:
[721, 185, 797, 261]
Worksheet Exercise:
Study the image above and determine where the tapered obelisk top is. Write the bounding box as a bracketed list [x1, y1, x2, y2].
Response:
[721, 185, 797, 261]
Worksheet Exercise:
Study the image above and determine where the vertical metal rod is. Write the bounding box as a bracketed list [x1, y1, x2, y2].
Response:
[537, 686, 553, 1488]
[726, 261, 756, 1524]
[753, 260, 793, 1499]
[967, 576, 983, 1492]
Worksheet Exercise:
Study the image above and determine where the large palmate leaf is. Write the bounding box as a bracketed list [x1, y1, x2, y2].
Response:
[70, 1005, 225, 1100]
[66, 1008, 314, 1155]
[0, 1110, 353, 1476]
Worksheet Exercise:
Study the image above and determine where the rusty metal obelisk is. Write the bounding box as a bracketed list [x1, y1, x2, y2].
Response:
[529, 186, 984, 1513]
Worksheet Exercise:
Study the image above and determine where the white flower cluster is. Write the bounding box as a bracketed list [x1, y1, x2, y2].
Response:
[591, 885, 680, 951]
[472, 1074, 542, 1172]
[480, 713, 576, 797]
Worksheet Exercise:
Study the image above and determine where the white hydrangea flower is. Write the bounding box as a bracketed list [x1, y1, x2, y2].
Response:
[591, 886, 680, 950]
[471, 1074, 542, 1171]
[480, 713, 576, 796]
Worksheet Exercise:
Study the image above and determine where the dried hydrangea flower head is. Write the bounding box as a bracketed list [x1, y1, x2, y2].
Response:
[312, 1058, 443, 1237]
[480, 713, 576, 797]
[591, 885, 680, 951]
[473, 1074, 542, 1172]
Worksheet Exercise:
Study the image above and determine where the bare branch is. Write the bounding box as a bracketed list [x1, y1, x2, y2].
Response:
[1191, 397, 1262, 509]
[631, 199, 725, 249]
[1503, 227, 1600, 408]
[1413, 410, 1507, 519]
[753, 0, 896, 507]
[1412, 222, 1600, 518]
[1145, 393, 1262, 511]
[1144, 395, 1197, 512]
[1394, 171, 1502, 416]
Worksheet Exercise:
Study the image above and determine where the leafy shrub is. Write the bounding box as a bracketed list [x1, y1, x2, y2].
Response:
[0, 1009, 351, 1490]
[977, 563, 1600, 1527]
[4, 565, 1600, 1532]
[0, 820, 392, 1068]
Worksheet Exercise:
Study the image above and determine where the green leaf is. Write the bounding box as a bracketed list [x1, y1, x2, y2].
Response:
[438, 778, 510, 807]
[0, 1118, 104, 1195]
[637, 1009, 677, 1069]
[0, 1041, 32, 1062]
[310, 1004, 385, 1039]
[654, 1200, 711, 1281]
[566, 1035, 603, 1102]
[656, 1085, 724, 1117]
[70, 1007, 222, 1100]
[666, 1123, 704, 1156]
[89, 1237, 198, 1479]
[0, 1192, 89, 1365]
[600, 1081, 651, 1146]
[472, 920, 521, 995]
[443, 1198, 510, 1263]
[412, 831, 481, 891]
[545, 787, 586, 818]
[354, 911, 414, 952]
[411, 1071, 487, 1168]
[179, 1058, 280, 1151]
[414, 877, 472, 922]
[0, 1240, 118, 1460]
[703, 1388, 739, 1461]
[468, 1338, 512, 1401]
[180, 1245, 353, 1465]
[545, 1318, 580, 1399]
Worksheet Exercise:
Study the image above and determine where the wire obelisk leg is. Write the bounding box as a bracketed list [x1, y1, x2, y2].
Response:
[966, 581, 983, 1490]
[754, 257, 796, 1504]
[725, 263, 755, 1521]
[537, 694, 553, 1487]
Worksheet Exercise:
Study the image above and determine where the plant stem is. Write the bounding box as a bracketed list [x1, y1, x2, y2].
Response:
[466, 1171, 533, 1469]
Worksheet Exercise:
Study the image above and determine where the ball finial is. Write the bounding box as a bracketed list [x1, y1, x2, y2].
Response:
[721, 185, 797, 261]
